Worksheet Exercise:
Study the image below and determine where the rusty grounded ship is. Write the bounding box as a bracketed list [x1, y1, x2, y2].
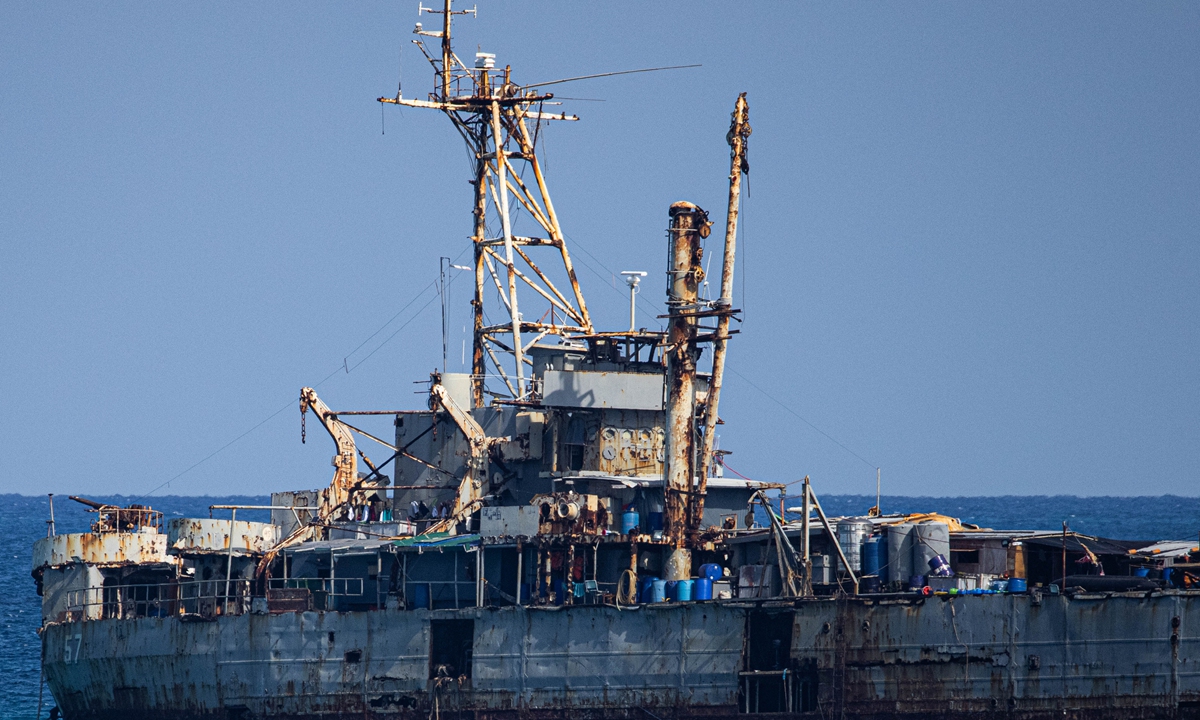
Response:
[30, 4, 1200, 719]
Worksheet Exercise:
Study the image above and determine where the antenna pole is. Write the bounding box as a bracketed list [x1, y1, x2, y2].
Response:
[801, 478, 812, 596]
[440, 0, 452, 99]
[440, 257, 449, 372]
[381, 7, 592, 407]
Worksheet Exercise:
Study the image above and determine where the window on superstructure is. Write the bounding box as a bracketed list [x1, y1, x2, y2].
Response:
[562, 414, 587, 472]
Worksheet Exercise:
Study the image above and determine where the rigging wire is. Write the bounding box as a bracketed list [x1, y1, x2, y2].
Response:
[523, 64, 701, 90]
[726, 365, 877, 471]
[139, 245, 472, 499]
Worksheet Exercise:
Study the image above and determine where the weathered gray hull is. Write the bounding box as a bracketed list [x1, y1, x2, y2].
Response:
[43, 592, 1200, 720]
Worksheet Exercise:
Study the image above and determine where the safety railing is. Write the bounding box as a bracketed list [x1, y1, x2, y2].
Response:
[64, 579, 251, 622]
[268, 577, 364, 596]
[268, 577, 364, 611]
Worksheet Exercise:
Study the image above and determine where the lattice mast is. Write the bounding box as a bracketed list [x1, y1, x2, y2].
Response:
[380, 1, 593, 407]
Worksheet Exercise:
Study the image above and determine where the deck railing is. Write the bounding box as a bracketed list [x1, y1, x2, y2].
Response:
[64, 579, 251, 621]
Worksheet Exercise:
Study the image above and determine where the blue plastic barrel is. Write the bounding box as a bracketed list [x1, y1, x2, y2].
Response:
[1134, 567, 1150, 578]
[862, 537, 882, 579]
[676, 579, 694, 602]
[410, 584, 430, 610]
[665, 580, 680, 601]
[699, 563, 724, 580]
[621, 511, 640, 535]
[651, 579, 667, 603]
[1163, 568, 1174, 585]
[648, 512, 664, 532]
[1007, 578, 1027, 593]
[639, 575, 659, 603]
[694, 577, 713, 600]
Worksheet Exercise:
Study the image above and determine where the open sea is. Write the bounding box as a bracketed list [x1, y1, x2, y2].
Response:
[2, 492, 1198, 717]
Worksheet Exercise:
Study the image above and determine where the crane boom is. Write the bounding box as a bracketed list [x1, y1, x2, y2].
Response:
[300, 387, 360, 518]
[425, 373, 496, 533]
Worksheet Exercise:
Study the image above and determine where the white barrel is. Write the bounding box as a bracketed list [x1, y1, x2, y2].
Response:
[885, 523, 914, 585]
[836, 518, 873, 573]
[912, 522, 950, 574]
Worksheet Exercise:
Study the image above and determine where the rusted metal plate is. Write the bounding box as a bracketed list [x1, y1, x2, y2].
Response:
[166, 517, 279, 555]
[32, 531, 169, 570]
[267, 588, 312, 614]
[40, 593, 1200, 719]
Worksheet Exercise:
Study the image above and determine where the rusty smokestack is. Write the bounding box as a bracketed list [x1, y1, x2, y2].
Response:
[663, 201, 708, 546]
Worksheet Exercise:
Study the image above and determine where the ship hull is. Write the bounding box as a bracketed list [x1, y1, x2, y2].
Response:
[43, 593, 1200, 720]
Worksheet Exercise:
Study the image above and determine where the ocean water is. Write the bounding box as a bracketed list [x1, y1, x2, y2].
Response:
[2, 493, 1198, 716]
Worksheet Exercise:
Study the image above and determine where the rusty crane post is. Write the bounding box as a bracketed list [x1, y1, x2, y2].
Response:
[691, 94, 750, 535]
[664, 202, 708, 546]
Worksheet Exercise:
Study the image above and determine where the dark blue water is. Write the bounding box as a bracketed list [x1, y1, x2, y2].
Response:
[3, 493, 1198, 717]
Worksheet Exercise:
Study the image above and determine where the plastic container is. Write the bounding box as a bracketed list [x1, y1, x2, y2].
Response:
[860, 575, 881, 594]
[837, 518, 874, 573]
[639, 575, 660, 603]
[861, 536, 883, 579]
[913, 522, 950, 576]
[665, 580, 680, 601]
[694, 577, 713, 600]
[676, 579, 694, 602]
[1007, 578, 1027, 593]
[648, 512, 664, 533]
[651, 579, 667, 603]
[887, 524, 915, 589]
[410, 583, 431, 610]
[1134, 567, 1150, 578]
[928, 554, 953, 577]
[699, 563, 724, 580]
[621, 511, 640, 535]
[990, 579, 1009, 593]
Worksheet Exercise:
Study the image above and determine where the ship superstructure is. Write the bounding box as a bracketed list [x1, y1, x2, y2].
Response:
[29, 4, 1200, 719]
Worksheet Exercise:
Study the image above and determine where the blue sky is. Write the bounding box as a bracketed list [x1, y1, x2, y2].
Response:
[2, 2, 1197, 498]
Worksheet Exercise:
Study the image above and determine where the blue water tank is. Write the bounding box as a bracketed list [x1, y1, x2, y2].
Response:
[639, 575, 659, 603]
[410, 583, 430, 610]
[862, 536, 882, 579]
[651, 579, 667, 603]
[694, 577, 713, 600]
[676, 579, 694, 602]
[665, 580, 679, 601]
[1007, 578, 1027, 593]
[699, 563, 724, 580]
[621, 511, 640, 535]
